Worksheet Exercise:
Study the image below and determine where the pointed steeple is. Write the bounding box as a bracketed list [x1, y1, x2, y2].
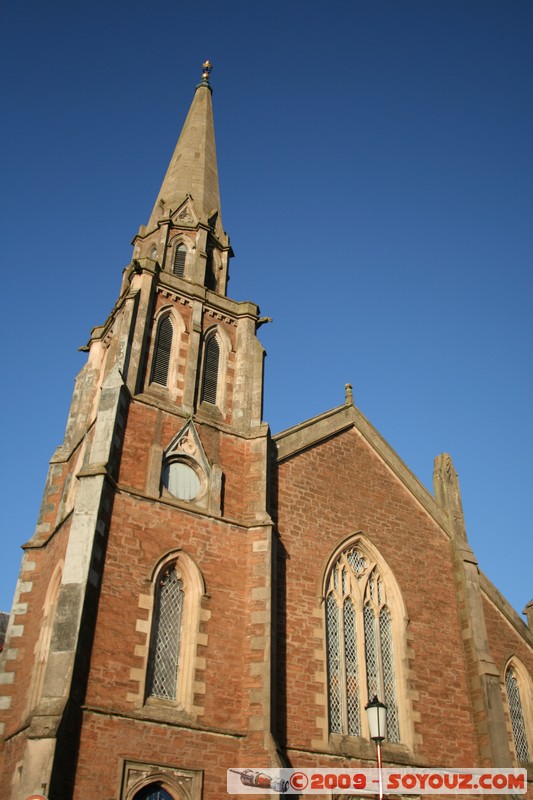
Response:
[146, 61, 223, 233]
[132, 61, 231, 296]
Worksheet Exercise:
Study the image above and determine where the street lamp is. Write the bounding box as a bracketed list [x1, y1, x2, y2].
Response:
[365, 695, 387, 800]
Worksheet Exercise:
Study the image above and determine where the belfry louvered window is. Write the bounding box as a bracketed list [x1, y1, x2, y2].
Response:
[151, 317, 173, 386]
[173, 244, 186, 277]
[505, 666, 530, 762]
[326, 546, 400, 742]
[147, 565, 184, 700]
[200, 335, 220, 404]
[205, 249, 216, 290]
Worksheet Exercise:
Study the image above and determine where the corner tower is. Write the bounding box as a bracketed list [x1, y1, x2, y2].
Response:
[0, 63, 277, 800]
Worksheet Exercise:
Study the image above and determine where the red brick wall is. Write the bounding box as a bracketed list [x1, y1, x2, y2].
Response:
[0, 518, 71, 740]
[118, 399, 267, 523]
[74, 711, 242, 800]
[85, 490, 252, 731]
[483, 594, 533, 680]
[274, 427, 479, 766]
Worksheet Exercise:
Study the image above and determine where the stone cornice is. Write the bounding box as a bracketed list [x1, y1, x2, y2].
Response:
[155, 275, 259, 321]
[132, 390, 270, 440]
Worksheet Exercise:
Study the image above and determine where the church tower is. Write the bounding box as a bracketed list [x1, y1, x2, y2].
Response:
[2, 61, 532, 800]
[0, 62, 279, 799]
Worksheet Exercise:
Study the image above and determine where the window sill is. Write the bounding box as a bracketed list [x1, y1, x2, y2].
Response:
[134, 696, 197, 726]
[328, 734, 413, 765]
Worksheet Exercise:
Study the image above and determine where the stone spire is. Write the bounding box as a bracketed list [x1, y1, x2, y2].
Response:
[146, 60, 223, 233]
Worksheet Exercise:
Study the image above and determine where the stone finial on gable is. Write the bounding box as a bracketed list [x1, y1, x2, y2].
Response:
[345, 383, 354, 405]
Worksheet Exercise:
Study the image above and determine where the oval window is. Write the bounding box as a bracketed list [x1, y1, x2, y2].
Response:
[163, 461, 201, 501]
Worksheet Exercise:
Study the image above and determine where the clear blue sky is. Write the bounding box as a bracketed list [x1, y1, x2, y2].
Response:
[1, 1, 531, 617]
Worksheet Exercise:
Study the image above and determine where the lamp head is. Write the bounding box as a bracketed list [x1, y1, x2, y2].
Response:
[365, 695, 387, 742]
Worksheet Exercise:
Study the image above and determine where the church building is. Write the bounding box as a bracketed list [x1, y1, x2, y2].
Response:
[1, 62, 532, 800]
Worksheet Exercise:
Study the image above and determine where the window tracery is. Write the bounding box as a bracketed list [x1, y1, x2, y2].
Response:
[325, 544, 400, 742]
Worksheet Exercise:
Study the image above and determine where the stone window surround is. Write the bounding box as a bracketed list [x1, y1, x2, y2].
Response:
[168, 235, 191, 279]
[128, 549, 209, 719]
[26, 560, 64, 716]
[120, 759, 202, 800]
[146, 306, 186, 401]
[197, 324, 230, 416]
[503, 656, 533, 766]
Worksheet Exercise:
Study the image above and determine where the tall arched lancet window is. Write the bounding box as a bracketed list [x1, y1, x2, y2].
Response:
[147, 564, 184, 700]
[151, 317, 173, 387]
[143, 551, 205, 714]
[326, 544, 400, 742]
[505, 664, 530, 762]
[173, 244, 186, 277]
[200, 335, 220, 404]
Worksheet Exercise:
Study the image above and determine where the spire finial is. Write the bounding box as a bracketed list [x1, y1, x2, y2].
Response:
[202, 60, 212, 82]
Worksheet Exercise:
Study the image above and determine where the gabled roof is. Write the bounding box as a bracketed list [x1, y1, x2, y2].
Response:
[272, 398, 450, 536]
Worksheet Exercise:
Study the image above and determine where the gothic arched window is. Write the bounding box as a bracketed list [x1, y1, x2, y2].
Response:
[147, 564, 184, 700]
[505, 664, 531, 763]
[140, 551, 206, 714]
[200, 335, 220, 405]
[133, 786, 175, 800]
[173, 244, 186, 277]
[151, 317, 173, 387]
[326, 545, 400, 742]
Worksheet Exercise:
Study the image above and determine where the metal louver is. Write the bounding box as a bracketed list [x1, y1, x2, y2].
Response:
[151, 317, 173, 386]
[173, 245, 186, 277]
[201, 336, 220, 404]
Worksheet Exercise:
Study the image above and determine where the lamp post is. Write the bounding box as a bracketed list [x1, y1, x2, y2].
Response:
[365, 695, 387, 800]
